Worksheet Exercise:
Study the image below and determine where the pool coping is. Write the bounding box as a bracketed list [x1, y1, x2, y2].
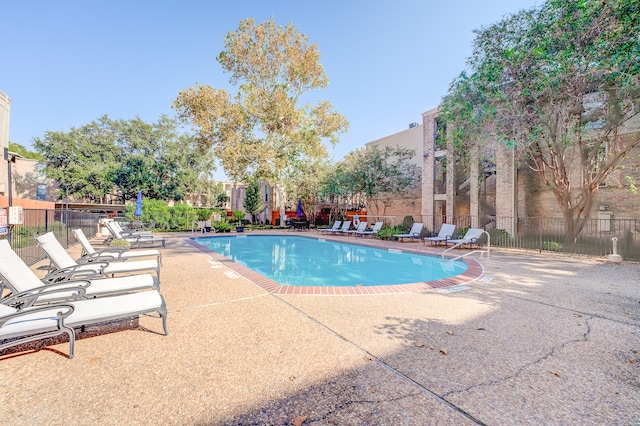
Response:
[186, 233, 484, 295]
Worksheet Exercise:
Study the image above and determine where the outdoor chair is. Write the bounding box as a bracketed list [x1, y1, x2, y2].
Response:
[393, 223, 424, 242]
[356, 221, 383, 237]
[344, 221, 368, 236]
[0, 288, 167, 358]
[319, 221, 341, 234]
[0, 239, 158, 304]
[36, 232, 161, 280]
[325, 220, 352, 235]
[72, 229, 161, 265]
[423, 223, 456, 246]
[105, 221, 165, 248]
[446, 228, 485, 248]
[111, 221, 155, 237]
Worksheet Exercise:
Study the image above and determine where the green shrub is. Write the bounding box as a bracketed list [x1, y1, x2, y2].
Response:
[542, 241, 562, 251]
[489, 228, 510, 243]
[375, 225, 404, 240]
[232, 209, 245, 224]
[212, 221, 233, 232]
[110, 239, 130, 248]
[401, 216, 415, 232]
[454, 226, 470, 239]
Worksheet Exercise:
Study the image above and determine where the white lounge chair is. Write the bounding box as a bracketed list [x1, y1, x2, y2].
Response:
[356, 221, 383, 237]
[325, 220, 351, 235]
[111, 220, 154, 237]
[105, 221, 165, 248]
[36, 232, 161, 279]
[0, 240, 158, 304]
[446, 228, 485, 248]
[393, 223, 424, 242]
[344, 221, 368, 236]
[319, 221, 342, 234]
[0, 288, 167, 358]
[423, 223, 456, 245]
[72, 229, 161, 265]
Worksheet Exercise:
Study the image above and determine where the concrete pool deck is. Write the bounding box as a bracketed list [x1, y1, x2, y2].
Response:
[1, 230, 639, 424]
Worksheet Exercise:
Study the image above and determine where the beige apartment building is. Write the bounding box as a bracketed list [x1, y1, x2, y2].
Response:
[420, 106, 640, 237]
[365, 122, 423, 222]
[0, 91, 10, 200]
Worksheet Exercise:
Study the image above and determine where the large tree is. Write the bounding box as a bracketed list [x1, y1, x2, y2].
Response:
[34, 115, 215, 202]
[341, 145, 420, 218]
[9, 142, 43, 160]
[33, 117, 120, 202]
[441, 0, 640, 244]
[173, 18, 349, 223]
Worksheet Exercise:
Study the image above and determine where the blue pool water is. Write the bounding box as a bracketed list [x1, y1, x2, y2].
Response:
[193, 235, 467, 287]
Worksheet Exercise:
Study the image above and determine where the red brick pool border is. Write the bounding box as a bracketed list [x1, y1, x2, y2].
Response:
[186, 234, 484, 295]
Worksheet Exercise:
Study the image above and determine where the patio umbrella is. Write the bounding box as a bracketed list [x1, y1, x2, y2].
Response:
[134, 191, 143, 217]
[296, 199, 304, 219]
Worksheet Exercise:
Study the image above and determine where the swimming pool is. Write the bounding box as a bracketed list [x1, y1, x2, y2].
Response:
[192, 235, 468, 287]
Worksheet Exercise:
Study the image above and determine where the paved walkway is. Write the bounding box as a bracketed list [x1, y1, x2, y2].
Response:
[1, 231, 639, 425]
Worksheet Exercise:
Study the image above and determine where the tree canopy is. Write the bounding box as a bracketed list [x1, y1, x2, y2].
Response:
[33, 115, 215, 202]
[320, 145, 420, 219]
[173, 17, 349, 222]
[441, 0, 640, 243]
[9, 142, 43, 160]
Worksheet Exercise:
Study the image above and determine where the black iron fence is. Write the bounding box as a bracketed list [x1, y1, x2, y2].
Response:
[418, 215, 640, 260]
[6, 208, 639, 264]
[6, 209, 101, 266]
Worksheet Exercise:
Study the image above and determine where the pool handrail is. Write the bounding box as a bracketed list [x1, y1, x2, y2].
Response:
[442, 230, 490, 261]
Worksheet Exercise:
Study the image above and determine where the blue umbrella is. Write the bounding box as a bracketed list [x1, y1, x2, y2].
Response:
[134, 191, 143, 217]
[296, 199, 304, 219]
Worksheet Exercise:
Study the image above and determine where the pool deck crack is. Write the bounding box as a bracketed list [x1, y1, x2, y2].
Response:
[272, 293, 488, 425]
[440, 315, 594, 399]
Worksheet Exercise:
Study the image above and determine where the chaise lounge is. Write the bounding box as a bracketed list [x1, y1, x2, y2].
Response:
[0, 288, 167, 358]
[393, 223, 424, 242]
[105, 221, 165, 248]
[446, 228, 485, 248]
[36, 232, 161, 280]
[0, 239, 158, 303]
[356, 221, 383, 237]
[423, 223, 456, 246]
[72, 228, 162, 265]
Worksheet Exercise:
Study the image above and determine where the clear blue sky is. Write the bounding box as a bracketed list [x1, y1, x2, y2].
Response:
[3, 0, 541, 180]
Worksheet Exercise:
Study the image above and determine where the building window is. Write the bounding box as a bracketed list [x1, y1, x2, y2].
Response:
[36, 184, 47, 200]
[36, 163, 46, 179]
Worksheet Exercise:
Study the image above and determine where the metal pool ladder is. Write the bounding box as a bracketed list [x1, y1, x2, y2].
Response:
[442, 230, 491, 261]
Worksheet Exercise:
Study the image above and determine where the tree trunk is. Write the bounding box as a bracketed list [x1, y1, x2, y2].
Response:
[277, 183, 286, 227]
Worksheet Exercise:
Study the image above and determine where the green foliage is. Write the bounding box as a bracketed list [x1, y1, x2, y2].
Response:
[455, 227, 470, 239]
[625, 176, 638, 195]
[9, 142, 44, 160]
[441, 0, 640, 244]
[243, 181, 264, 223]
[374, 225, 403, 240]
[542, 241, 563, 251]
[110, 239, 130, 248]
[320, 145, 420, 219]
[401, 216, 415, 232]
[212, 221, 233, 232]
[173, 17, 349, 223]
[169, 203, 198, 231]
[33, 115, 216, 203]
[232, 209, 245, 224]
[488, 228, 510, 244]
[123, 199, 202, 231]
